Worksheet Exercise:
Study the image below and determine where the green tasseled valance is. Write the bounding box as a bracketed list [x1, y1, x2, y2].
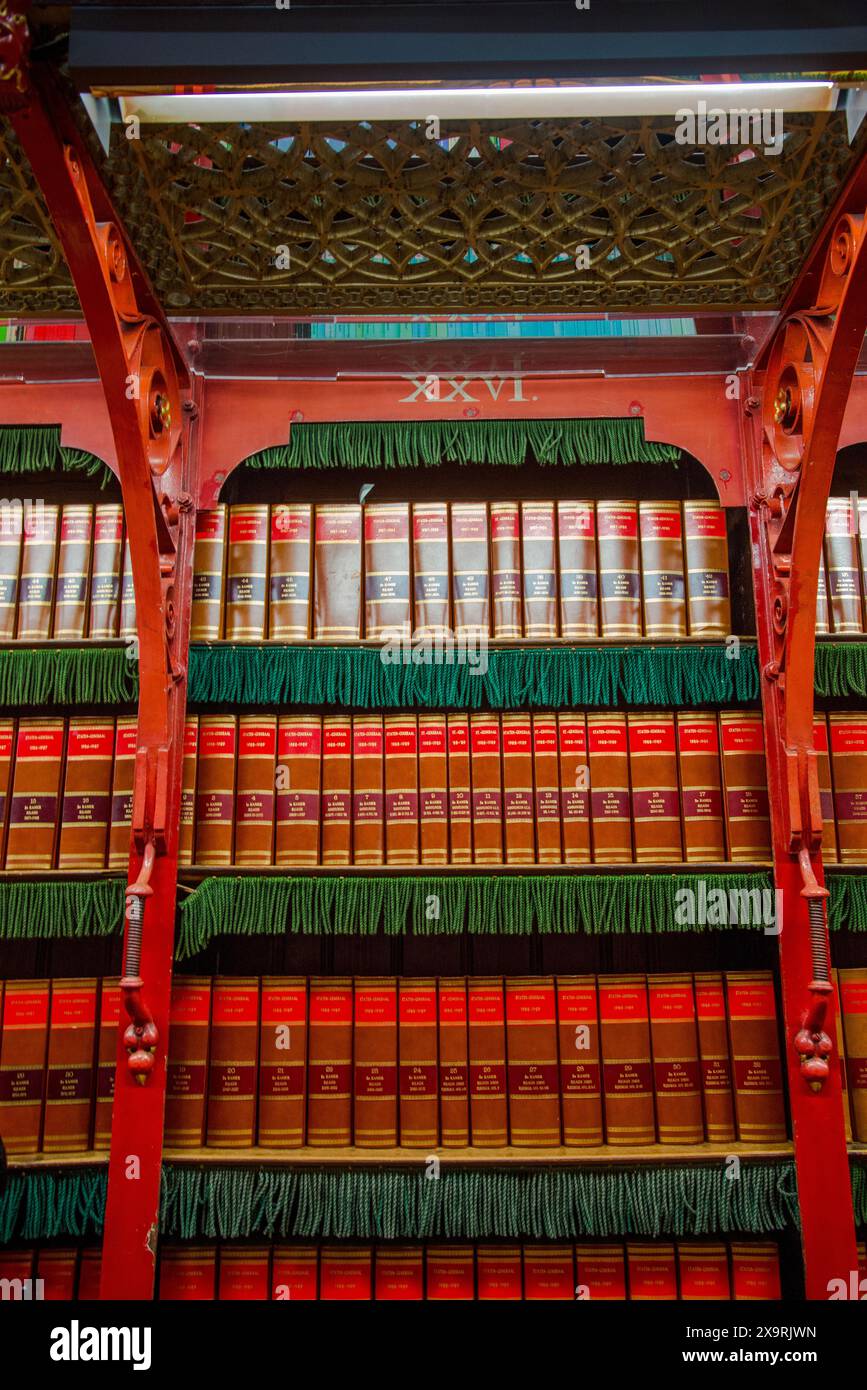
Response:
[0, 645, 137, 707]
[0, 877, 126, 942]
[0, 425, 114, 488]
[815, 642, 867, 699]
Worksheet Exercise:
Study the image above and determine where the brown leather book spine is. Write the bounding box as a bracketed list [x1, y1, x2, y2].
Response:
[470, 712, 503, 865]
[825, 496, 864, 633]
[0, 498, 22, 639]
[375, 1245, 424, 1301]
[418, 713, 448, 866]
[628, 712, 683, 864]
[42, 978, 97, 1153]
[816, 551, 831, 634]
[164, 976, 212, 1149]
[533, 712, 562, 864]
[352, 714, 384, 866]
[829, 713, 867, 862]
[119, 537, 136, 639]
[307, 978, 353, 1146]
[426, 1246, 475, 1300]
[678, 1242, 731, 1300]
[831, 969, 852, 1141]
[587, 712, 632, 864]
[446, 713, 472, 864]
[384, 714, 419, 865]
[839, 968, 867, 1141]
[575, 1244, 627, 1300]
[234, 714, 277, 867]
[693, 972, 737, 1143]
[313, 504, 362, 639]
[353, 977, 398, 1147]
[412, 502, 450, 636]
[438, 978, 469, 1146]
[523, 1246, 574, 1301]
[558, 712, 591, 864]
[190, 506, 227, 641]
[77, 1248, 103, 1299]
[320, 1247, 372, 1301]
[53, 504, 93, 639]
[490, 500, 522, 638]
[4, 718, 65, 870]
[258, 977, 307, 1148]
[193, 715, 237, 866]
[321, 715, 352, 866]
[16, 503, 59, 640]
[598, 974, 655, 1145]
[0, 979, 50, 1153]
[451, 501, 490, 636]
[556, 975, 603, 1146]
[725, 971, 787, 1142]
[468, 977, 508, 1146]
[683, 499, 731, 636]
[731, 1242, 781, 1300]
[225, 504, 269, 640]
[0, 716, 15, 866]
[676, 712, 726, 863]
[218, 1248, 270, 1301]
[177, 715, 198, 868]
[477, 1246, 522, 1300]
[56, 717, 114, 870]
[648, 974, 703, 1144]
[813, 713, 838, 863]
[269, 502, 312, 639]
[627, 1243, 678, 1299]
[107, 717, 137, 870]
[505, 976, 560, 1146]
[639, 499, 687, 638]
[597, 500, 641, 638]
[158, 1247, 217, 1300]
[398, 977, 438, 1147]
[557, 500, 597, 637]
[37, 1249, 79, 1300]
[206, 977, 259, 1147]
[93, 977, 120, 1150]
[272, 1246, 318, 1300]
[719, 711, 772, 862]
[364, 502, 411, 639]
[501, 712, 535, 865]
[87, 503, 123, 638]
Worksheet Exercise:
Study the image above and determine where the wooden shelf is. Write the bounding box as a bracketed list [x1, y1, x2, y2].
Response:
[177, 862, 774, 881]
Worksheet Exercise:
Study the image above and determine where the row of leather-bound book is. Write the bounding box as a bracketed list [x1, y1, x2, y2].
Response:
[12, 968, 867, 1156]
[2, 709, 864, 872]
[0, 1240, 796, 1301]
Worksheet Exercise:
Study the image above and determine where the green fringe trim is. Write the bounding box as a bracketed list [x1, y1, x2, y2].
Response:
[827, 875, 867, 932]
[0, 425, 114, 489]
[176, 872, 772, 960]
[0, 1168, 107, 1244]
[815, 643, 867, 699]
[188, 643, 759, 710]
[852, 1162, 867, 1227]
[247, 418, 681, 471]
[0, 877, 125, 941]
[0, 645, 137, 707]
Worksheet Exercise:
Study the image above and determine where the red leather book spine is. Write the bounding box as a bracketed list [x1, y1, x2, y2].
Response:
[234, 714, 277, 867]
[639, 499, 687, 638]
[468, 977, 508, 1146]
[597, 500, 641, 638]
[557, 500, 597, 637]
[258, 977, 307, 1148]
[470, 712, 503, 865]
[719, 712, 772, 862]
[0, 717, 14, 866]
[158, 1247, 217, 1300]
[206, 977, 259, 1148]
[194, 715, 237, 867]
[575, 1244, 627, 1299]
[269, 502, 312, 639]
[164, 976, 212, 1149]
[399, 977, 438, 1147]
[683, 500, 731, 636]
[16, 503, 59, 639]
[521, 500, 557, 638]
[364, 502, 411, 639]
[438, 978, 469, 1146]
[626, 1243, 677, 1300]
[506, 977, 560, 1145]
[446, 713, 472, 864]
[426, 1246, 474, 1300]
[523, 1246, 574, 1300]
[627, 712, 683, 863]
[321, 715, 352, 866]
[87, 503, 123, 639]
[225, 504, 269, 640]
[218, 1248, 270, 1300]
[56, 717, 114, 870]
[37, 1249, 78, 1300]
[501, 711, 535, 865]
[93, 977, 120, 1150]
[533, 712, 562, 864]
[557, 975, 603, 1146]
[419, 713, 448, 866]
[725, 971, 787, 1143]
[451, 502, 490, 636]
[0, 1249, 34, 1292]
[0, 979, 50, 1153]
[648, 973, 703, 1144]
[676, 712, 726, 863]
[271, 1247, 318, 1300]
[558, 712, 590, 864]
[412, 502, 450, 636]
[693, 972, 737, 1144]
[828, 713, 867, 862]
[354, 977, 398, 1147]
[477, 1247, 522, 1300]
[4, 719, 65, 870]
[730, 1243, 781, 1300]
[275, 715, 321, 867]
[190, 506, 227, 641]
[598, 974, 655, 1145]
[177, 715, 198, 868]
[677, 1242, 731, 1299]
[307, 978, 353, 1146]
[42, 977, 97, 1153]
[77, 1248, 102, 1300]
[832, 968, 852, 1141]
[587, 713, 632, 864]
[375, 1246, 424, 1301]
[313, 504, 362, 639]
[813, 713, 838, 863]
[824, 496, 864, 633]
[384, 714, 419, 865]
[839, 968, 867, 1141]
[108, 717, 137, 870]
[352, 715, 384, 866]
[320, 1247, 372, 1300]
[490, 501, 522, 638]
[53, 503, 93, 639]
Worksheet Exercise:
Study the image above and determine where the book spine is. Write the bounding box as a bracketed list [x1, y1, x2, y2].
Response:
[412, 502, 450, 636]
[628, 712, 683, 864]
[832, 968, 852, 1142]
[177, 715, 198, 868]
[37, 1250, 78, 1300]
[16, 503, 59, 640]
[271, 1246, 318, 1300]
[225, 504, 269, 640]
[451, 502, 490, 636]
[446, 714, 472, 864]
[558, 712, 591, 864]
[677, 1242, 731, 1300]
[648, 974, 703, 1144]
[269, 503, 312, 639]
[575, 1244, 627, 1300]
[683, 500, 731, 636]
[4, 719, 66, 870]
[234, 714, 277, 867]
[490, 501, 522, 638]
[0, 499, 22, 638]
[119, 537, 136, 639]
[206, 977, 259, 1147]
[218, 1248, 270, 1300]
[597, 500, 641, 638]
[42, 978, 97, 1153]
[813, 713, 838, 863]
[0, 979, 50, 1153]
[307, 978, 353, 1146]
[353, 977, 398, 1147]
[398, 978, 438, 1147]
[384, 714, 419, 865]
[56, 717, 114, 870]
[501, 712, 535, 865]
[164, 976, 212, 1149]
[319, 1247, 372, 1301]
[190, 506, 227, 641]
[275, 714, 322, 867]
[533, 712, 562, 865]
[258, 977, 307, 1148]
[321, 715, 352, 867]
[626, 1243, 678, 1300]
[839, 969, 867, 1142]
[364, 502, 411, 639]
[418, 714, 448, 866]
[351, 714, 384, 866]
[587, 713, 632, 864]
[825, 497, 864, 633]
[505, 976, 560, 1146]
[676, 712, 726, 863]
[556, 975, 603, 1146]
[639, 500, 687, 638]
[87, 503, 123, 639]
[193, 715, 237, 867]
[375, 1246, 424, 1301]
[76, 1249, 103, 1300]
[470, 712, 504, 865]
[477, 1247, 522, 1300]
[438, 978, 469, 1146]
[693, 972, 737, 1143]
[719, 712, 772, 862]
[598, 974, 655, 1145]
[725, 971, 787, 1142]
[557, 500, 597, 637]
[860, 497, 867, 631]
[816, 551, 831, 634]
[0, 716, 15, 866]
[523, 1247, 575, 1301]
[313, 504, 362, 639]
[53, 504, 93, 639]
[730, 1243, 781, 1300]
[828, 714, 867, 862]
[467, 978, 508, 1146]
[93, 977, 120, 1150]
[426, 1246, 475, 1300]
[158, 1247, 217, 1301]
